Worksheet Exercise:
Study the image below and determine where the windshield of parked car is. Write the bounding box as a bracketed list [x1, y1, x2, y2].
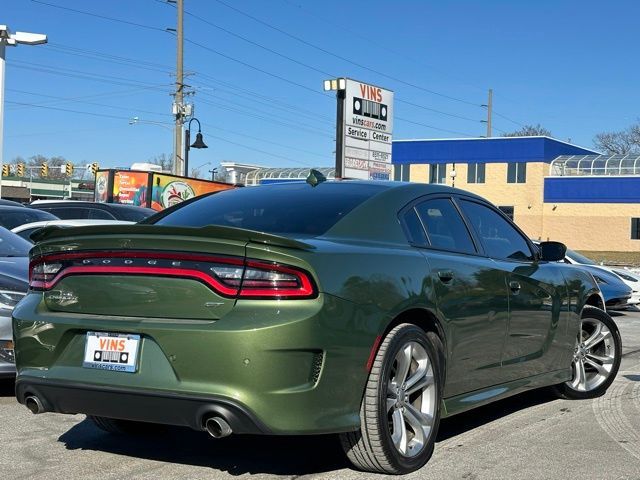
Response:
[0, 227, 32, 257]
[152, 182, 386, 236]
[566, 248, 597, 265]
[109, 204, 157, 222]
[0, 208, 58, 230]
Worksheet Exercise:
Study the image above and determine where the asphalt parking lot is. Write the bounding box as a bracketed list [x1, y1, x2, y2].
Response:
[2, 309, 640, 480]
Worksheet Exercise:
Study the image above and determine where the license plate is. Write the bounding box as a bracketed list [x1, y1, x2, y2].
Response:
[83, 332, 140, 373]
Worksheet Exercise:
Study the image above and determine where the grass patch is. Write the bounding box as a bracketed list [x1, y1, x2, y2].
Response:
[577, 251, 640, 267]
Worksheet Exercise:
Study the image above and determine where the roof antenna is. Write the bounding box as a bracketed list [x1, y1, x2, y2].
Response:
[306, 169, 327, 187]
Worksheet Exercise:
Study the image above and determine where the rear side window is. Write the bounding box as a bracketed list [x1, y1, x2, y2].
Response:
[153, 183, 387, 236]
[459, 200, 533, 261]
[414, 198, 476, 254]
[402, 208, 428, 246]
[40, 207, 88, 220]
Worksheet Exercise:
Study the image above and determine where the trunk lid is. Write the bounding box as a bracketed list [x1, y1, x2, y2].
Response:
[31, 225, 314, 320]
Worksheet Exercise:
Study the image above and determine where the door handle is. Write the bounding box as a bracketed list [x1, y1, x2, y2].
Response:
[437, 270, 454, 283]
[509, 280, 521, 292]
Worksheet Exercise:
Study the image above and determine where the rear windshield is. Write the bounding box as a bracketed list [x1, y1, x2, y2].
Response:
[0, 208, 58, 230]
[109, 204, 157, 222]
[152, 182, 385, 236]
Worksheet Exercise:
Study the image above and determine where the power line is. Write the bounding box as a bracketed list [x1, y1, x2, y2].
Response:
[492, 110, 526, 128]
[6, 100, 134, 121]
[31, 0, 167, 32]
[211, 0, 481, 108]
[6, 88, 170, 118]
[394, 116, 476, 137]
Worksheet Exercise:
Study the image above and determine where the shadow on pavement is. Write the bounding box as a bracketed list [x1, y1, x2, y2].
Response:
[0, 378, 15, 398]
[57, 387, 558, 476]
[60, 420, 349, 476]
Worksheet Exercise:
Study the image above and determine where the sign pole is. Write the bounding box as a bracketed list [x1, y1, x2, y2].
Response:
[335, 88, 346, 179]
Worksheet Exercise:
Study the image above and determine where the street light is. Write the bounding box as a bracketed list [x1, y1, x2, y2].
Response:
[184, 117, 207, 178]
[0, 25, 47, 198]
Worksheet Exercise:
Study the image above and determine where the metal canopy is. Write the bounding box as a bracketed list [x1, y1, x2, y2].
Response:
[550, 154, 640, 176]
[244, 167, 335, 186]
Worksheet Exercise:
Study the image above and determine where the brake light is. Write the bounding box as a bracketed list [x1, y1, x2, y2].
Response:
[29, 251, 317, 299]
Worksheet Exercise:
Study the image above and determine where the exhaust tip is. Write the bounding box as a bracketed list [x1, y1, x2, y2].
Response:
[204, 416, 232, 438]
[25, 395, 44, 414]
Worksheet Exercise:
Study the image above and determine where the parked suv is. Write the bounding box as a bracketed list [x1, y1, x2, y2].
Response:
[30, 201, 156, 222]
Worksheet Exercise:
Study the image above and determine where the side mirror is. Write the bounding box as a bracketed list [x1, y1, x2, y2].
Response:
[538, 241, 567, 262]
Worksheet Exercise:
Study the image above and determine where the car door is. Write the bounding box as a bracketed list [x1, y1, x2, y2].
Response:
[403, 196, 510, 398]
[456, 197, 570, 381]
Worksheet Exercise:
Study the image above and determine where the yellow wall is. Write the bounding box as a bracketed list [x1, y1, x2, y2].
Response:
[406, 161, 640, 252]
[541, 203, 640, 252]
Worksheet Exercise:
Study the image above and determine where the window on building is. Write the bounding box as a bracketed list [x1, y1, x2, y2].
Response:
[498, 206, 514, 220]
[467, 163, 486, 183]
[632, 218, 640, 240]
[507, 162, 527, 183]
[393, 164, 410, 182]
[429, 164, 447, 184]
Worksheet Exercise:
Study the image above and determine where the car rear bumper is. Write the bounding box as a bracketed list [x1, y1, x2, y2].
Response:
[13, 292, 382, 434]
[15, 377, 269, 434]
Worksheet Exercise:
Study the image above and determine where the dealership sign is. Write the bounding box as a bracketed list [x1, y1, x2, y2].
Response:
[341, 79, 394, 180]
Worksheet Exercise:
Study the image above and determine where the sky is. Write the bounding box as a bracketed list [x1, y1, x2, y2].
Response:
[3, 0, 640, 173]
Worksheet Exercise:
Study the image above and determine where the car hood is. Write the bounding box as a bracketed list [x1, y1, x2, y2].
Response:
[0, 256, 29, 284]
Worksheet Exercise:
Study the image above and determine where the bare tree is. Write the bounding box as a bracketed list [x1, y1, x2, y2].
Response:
[593, 121, 640, 154]
[503, 124, 552, 137]
[148, 153, 173, 172]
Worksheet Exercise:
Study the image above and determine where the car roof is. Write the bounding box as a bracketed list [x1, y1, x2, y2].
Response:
[11, 219, 134, 233]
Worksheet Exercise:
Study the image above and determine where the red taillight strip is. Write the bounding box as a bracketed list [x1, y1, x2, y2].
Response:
[240, 260, 316, 298]
[30, 251, 318, 299]
[35, 265, 239, 296]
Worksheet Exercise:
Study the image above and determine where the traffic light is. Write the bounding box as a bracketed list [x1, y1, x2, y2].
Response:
[40, 163, 49, 177]
[16, 163, 25, 177]
[90, 162, 99, 175]
[1, 165, 9, 177]
[65, 162, 74, 176]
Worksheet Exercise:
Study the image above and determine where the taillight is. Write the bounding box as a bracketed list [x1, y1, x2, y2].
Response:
[29, 251, 317, 299]
[239, 261, 315, 298]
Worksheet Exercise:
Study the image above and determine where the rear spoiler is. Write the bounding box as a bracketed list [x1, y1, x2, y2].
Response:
[30, 224, 315, 251]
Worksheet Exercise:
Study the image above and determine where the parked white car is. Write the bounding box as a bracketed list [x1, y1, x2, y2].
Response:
[564, 249, 640, 307]
[11, 219, 134, 243]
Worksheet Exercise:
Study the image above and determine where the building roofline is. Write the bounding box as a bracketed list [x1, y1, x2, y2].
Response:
[393, 135, 598, 152]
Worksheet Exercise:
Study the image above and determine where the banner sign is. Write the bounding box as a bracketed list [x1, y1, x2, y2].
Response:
[342, 79, 394, 180]
[150, 173, 232, 211]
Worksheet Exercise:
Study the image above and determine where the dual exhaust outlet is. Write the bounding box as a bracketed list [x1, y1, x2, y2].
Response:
[24, 394, 233, 439]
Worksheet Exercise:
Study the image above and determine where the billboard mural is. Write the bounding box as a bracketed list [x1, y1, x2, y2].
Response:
[113, 171, 150, 206]
[94, 170, 110, 203]
[150, 173, 232, 211]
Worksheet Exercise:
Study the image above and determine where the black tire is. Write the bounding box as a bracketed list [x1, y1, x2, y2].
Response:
[88, 415, 164, 435]
[340, 324, 443, 475]
[552, 306, 622, 400]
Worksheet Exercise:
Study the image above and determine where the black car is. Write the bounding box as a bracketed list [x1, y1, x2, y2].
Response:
[0, 206, 59, 230]
[30, 201, 156, 222]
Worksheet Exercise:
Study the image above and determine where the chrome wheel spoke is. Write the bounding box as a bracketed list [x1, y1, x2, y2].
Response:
[584, 356, 610, 377]
[572, 359, 587, 390]
[395, 344, 413, 385]
[386, 397, 397, 413]
[583, 324, 610, 350]
[585, 352, 613, 365]
[403, 402, 433, 438]
[406, 374, 434, 396]
[390, 408, 407, 455]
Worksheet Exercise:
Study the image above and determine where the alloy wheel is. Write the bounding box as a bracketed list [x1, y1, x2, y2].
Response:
[386, 341, 436, 457]
[569, 317, 616, 392]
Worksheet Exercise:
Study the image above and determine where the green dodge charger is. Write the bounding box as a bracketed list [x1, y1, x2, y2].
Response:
[13, 181, 621, 475]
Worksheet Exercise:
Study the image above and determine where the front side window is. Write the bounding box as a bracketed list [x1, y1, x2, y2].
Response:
[459, 200, 533, 261]
[467, 163, 486, 184]
[429, 164, 447, 184]
[632, 218, 640, 240]
[414, 198, 476, 254]
[507, 162, 527, 183]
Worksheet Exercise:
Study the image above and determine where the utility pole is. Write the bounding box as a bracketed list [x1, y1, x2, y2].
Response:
[0, 26, 47, 198]
[486, 88, 493, 138]
[172, 0, 185, 176]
